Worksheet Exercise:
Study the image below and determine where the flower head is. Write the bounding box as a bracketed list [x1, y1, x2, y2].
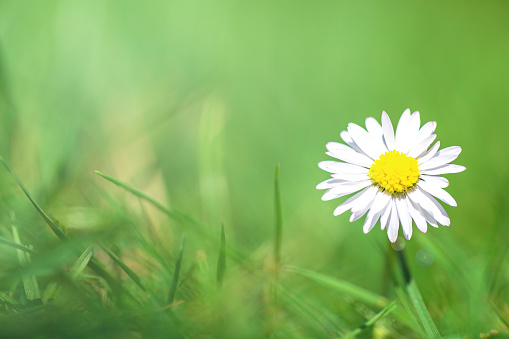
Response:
[317, 109, 465, 242]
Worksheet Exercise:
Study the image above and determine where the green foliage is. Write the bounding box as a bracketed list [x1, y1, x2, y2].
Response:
[1, 1, 509, 337]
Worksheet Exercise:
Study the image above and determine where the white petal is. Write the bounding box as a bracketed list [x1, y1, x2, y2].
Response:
[421, 164, 466, 176]
[402, 111, 422, 154]
[421, 207, 438, 228]
[362, 192, 390, 234]
[395, 109, 416, 154]
[340, 131, 365, 155]
[331, 173, 370, 181]
[407, 188, 450, 226]
[326, 142, 373, 167]
[316, 178, 343, 190]
[321, 180, 372, 201]
[420, 175, 449, 188]
[361, 191, 391, 233]
[395, 197, 413, 240]
[348, 123, 386, 160]
[365, 117, 384, 141]
[333, 186, 372, 216]
[380, 198, 393, 230]
[435, 146, 462, 157]
[420, 189, 451, 226]
[407, 198, 427, 233]
[349, 197, 375, 222]
[387, 203, 400, 243]
[318, 161, 369, 174]
[381, 111, 396, 150]
[419, 146, 462, 169]
[408, 134, 437, 158]
[350, 186, 378, 215]
[419, 154, 460, 171]
[409, 121, 436, 154]
[417, 141, 441, 164]
[417, 181, 457, 207]
[363, 205, 383, 233]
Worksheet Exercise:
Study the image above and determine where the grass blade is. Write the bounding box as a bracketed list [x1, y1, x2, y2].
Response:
[11, 223, 41, 302]
[396, 250, 441, 338]
[0, 236, 37, 256]
[274, 163, 282, 269]
[101, 245, 146, 291]
[406, 280, 441, 338]
[0, 292, 19, 305]
[216, 224, 226, 287]
[1, 158, 67, 240]
[0, 159, 127, 292]
[344, 301, 397, 338]
[95, 170, 248, 264]
[491, 300, 509, 328]
[70, 246, 94, 280]
[286, 266, 388, 308]
[167, 235, 186, 304]
[95, 170, 181, 221]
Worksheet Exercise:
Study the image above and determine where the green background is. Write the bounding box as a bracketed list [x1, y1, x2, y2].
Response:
[0, 1, 508, 337]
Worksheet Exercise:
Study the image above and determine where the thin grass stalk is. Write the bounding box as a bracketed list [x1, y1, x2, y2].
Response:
[396, 249, 441, 338]
[216, 224, 226, 287]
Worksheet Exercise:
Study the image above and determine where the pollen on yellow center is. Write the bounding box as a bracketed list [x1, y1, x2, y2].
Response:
[368, 150, 420, 194]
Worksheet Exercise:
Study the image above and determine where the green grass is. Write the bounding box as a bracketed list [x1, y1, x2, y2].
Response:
[1, 1, 509, 337]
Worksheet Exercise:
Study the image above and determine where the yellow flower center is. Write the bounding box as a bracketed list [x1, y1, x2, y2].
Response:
[368, 150, 420, 194]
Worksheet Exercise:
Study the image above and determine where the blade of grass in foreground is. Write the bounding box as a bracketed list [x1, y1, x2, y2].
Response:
[0, 236, 37, 256]
[95, 170, 247, 264]
[396, 250, 441, 338]
[101, 245, 146, 291]
[344, 301, 397, 338]
[1, 158, 67, 240]
[278, 285, 342, 336]
[11, 223, 41, 302]
[1, 158, 136, 301]
[216, 224, 226, 287]
[95, 170, 187, 224]
[394, 286, 426, 338]
[286, 266, 388, 308]
[0, 292, 19, 305]
[274, 163, 283, 270]
[70, 246, 94, 280]
[167, 235, 186, 305]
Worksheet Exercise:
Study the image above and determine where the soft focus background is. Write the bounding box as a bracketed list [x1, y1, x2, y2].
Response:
[1, 1, 508, 338]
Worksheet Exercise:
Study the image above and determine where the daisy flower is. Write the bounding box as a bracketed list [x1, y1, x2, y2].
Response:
[317, 109, 465, 242]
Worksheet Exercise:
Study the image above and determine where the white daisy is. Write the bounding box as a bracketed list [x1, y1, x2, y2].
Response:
[317, 109, 465, 242]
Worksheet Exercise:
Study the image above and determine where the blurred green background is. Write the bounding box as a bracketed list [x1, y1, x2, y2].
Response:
[1, 1, 508, 338]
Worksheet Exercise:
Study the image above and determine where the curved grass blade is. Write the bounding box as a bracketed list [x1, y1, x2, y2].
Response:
[0, 292, 19, 305]
[216, 224, 226, 287]
[491, 300, 509, 328]
[95, 170, 247, 263]
[12, 224, 41, 302]
[101, 245, 146, 291]
[287, 266, 388, 308]
[70, 246, 94, 280]
[278, 285, 345, 336]
[0, 159, 136, 300]
[95, 170, 185, 223]
[344, 301, 397, 338]
[1, 158, 67, 240]
[396, 250, 441, 338]
[0, 236, 37, 256]
[395, 286, 426, 338]
[167, 235, 186, 304]
[406, 280, 441, 338]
